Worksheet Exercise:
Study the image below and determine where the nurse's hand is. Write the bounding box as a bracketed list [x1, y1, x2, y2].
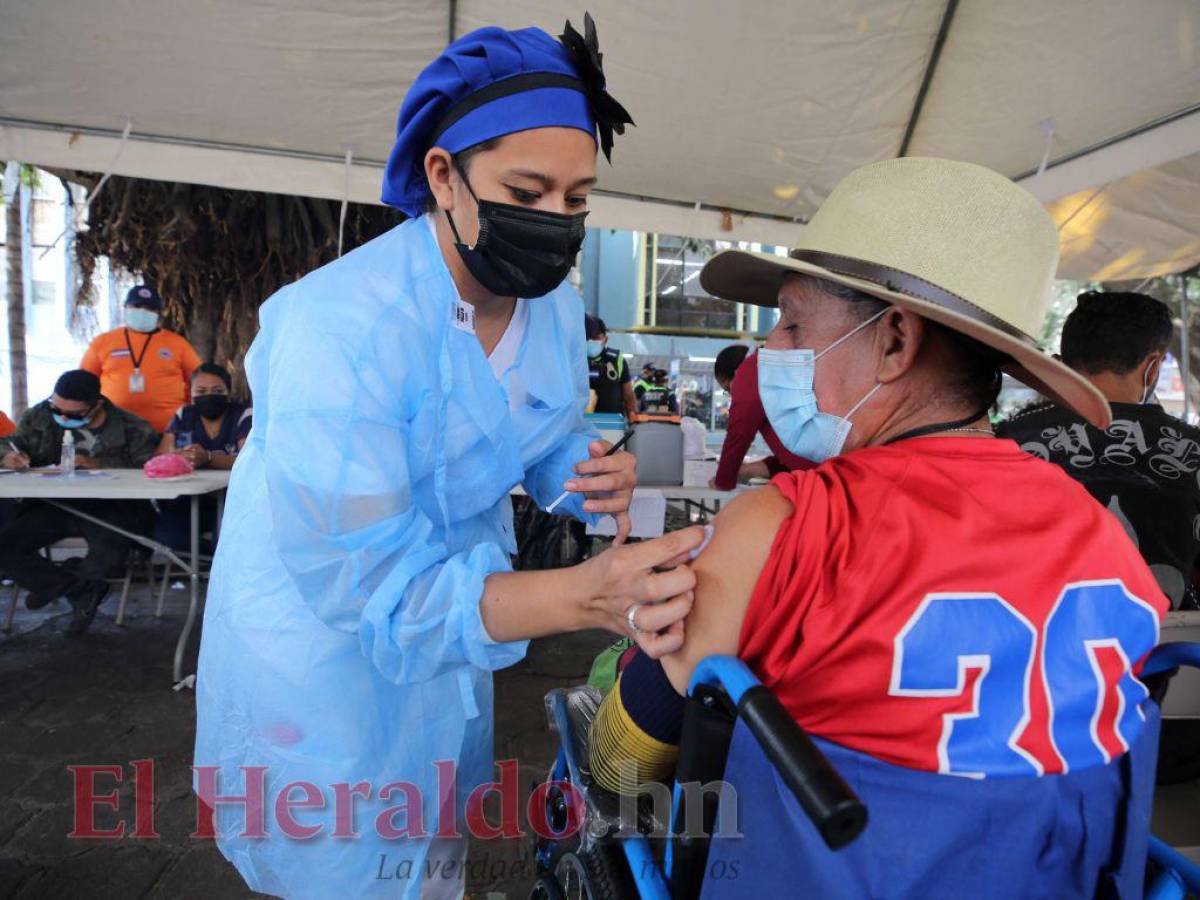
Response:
[585, 525, 706, 657]
[479, 527, 705, 653]
[564, 439, 637, 545]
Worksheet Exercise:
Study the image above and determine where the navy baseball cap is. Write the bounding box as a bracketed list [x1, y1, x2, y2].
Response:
[124, 285, 162, 310]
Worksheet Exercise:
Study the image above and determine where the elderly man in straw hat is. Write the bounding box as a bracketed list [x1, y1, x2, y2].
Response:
[585, 158, 1168, 897]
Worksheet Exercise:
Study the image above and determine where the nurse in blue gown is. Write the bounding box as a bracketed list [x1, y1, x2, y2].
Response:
[193, 17, 703, 900]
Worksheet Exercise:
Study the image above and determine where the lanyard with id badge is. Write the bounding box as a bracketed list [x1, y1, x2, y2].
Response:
[124, 328, 154, 393]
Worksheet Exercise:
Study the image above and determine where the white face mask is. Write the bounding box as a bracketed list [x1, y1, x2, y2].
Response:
[1140, 359, 1159, 405]
[126, 308, 160, 333]
[757, 309, 887, 462]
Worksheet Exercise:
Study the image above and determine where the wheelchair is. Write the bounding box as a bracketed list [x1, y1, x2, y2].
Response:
[528, 644, 1200, 900]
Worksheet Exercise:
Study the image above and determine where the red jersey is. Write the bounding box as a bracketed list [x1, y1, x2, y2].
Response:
[738, 437, 1167, 778]
[714, 352, 814, 490]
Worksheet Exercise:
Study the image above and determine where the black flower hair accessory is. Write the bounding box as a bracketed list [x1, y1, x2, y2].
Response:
[559, 12, 635, 162]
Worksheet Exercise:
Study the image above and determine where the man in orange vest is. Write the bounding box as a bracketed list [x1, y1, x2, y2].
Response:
[81, 285, 202, 432]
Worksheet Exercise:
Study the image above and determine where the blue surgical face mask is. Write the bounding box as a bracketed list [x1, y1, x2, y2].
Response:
[587, 340, 604, 358]
[53, 412, 91, 430]
[126, 308, 160, 333]
[758, 308, 887, 463]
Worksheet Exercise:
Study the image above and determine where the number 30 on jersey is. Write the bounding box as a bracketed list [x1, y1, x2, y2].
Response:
[889, 580, 1160, 778]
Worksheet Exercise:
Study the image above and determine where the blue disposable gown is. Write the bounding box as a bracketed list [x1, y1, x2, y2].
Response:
[194, 215, 598, 898]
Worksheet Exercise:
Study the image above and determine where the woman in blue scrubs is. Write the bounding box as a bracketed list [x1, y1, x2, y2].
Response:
[193, 18, 704, 899]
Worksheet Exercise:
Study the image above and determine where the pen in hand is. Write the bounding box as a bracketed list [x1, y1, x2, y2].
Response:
[545, 429, 635, 514]
[6, 440, 30, 471]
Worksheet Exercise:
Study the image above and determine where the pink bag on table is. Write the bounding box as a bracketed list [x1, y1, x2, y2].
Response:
[143, 454, 194, 478]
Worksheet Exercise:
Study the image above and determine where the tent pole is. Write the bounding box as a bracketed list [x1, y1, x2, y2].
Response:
[1183, 277, 1191, 422]
[898, 0, 960, 157]
[1012, 102, 1200, 183]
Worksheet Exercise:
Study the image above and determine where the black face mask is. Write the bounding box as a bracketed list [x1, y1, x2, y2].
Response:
[194, 394, 230, 420]
[444, 174, 587, 300]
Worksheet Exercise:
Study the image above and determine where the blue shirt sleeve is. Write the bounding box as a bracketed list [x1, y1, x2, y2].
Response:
[523, 429, 601, 523]
[164, 407, 187, 436]
[256, 293, 524, 683]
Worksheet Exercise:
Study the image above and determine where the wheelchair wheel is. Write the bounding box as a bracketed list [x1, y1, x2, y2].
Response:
[528, 874, 567, 900]
[529, 845, 632, 900]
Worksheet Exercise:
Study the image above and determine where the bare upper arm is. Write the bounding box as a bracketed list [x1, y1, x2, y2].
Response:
[661, 485, 793, 694]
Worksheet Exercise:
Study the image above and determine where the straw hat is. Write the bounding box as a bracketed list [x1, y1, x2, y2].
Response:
[700, 157, 1111, 428]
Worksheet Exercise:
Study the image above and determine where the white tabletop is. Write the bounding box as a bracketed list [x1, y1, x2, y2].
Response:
[510, 483, 744, 503]
[650, 484, 747, 503]
[0, 467, 231, 500]
[0, 468, 726, 504]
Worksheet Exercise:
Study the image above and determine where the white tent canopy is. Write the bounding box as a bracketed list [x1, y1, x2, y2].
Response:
[2, 0, 1199, 279]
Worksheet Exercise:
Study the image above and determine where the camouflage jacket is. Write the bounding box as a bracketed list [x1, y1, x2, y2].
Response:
[9, 398, 160, 469]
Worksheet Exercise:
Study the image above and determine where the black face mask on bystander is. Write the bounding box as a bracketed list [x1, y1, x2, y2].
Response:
[194, 394, 230, 421]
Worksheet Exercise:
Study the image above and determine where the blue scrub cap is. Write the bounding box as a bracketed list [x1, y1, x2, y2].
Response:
[381, 13, 633, 216]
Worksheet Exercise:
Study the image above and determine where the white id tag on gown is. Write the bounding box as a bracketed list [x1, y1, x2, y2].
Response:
[451, 299, 475, 334]
[128, 370, 146, 393]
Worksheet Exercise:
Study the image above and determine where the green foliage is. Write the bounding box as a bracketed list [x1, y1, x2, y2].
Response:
[0, 162, 40, 206]
[1038, 279, 1098, 352]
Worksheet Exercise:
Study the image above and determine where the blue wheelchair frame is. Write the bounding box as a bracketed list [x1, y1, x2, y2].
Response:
[611, 657, 762, 900]
[539, 654, 865, 900]
[538, 643, 1200, 900]
[1141, 642, 1200, 900]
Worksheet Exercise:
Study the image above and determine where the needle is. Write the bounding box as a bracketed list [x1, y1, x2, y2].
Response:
[545, 429, 635, 514]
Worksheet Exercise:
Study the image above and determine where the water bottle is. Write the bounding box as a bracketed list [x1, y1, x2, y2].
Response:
[60, 429, 76, 477]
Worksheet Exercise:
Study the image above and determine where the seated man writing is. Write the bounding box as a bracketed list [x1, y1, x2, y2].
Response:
[589, 159, 1168, 898]
[0, 370, 159, 632]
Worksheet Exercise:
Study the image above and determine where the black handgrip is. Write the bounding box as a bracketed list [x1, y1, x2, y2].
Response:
[738, 686, 867, 850]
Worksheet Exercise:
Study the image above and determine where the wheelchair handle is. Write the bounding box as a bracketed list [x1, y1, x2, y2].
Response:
[1142, 641, 1200, 677]
[738, 685, 868, 850]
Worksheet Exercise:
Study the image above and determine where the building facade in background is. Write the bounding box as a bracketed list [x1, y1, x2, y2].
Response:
[0, 170, 126, 413]
[580, 227, 784, 439]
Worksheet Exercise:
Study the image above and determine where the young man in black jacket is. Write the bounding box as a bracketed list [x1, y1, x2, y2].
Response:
[999, 291, 1198, 610]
